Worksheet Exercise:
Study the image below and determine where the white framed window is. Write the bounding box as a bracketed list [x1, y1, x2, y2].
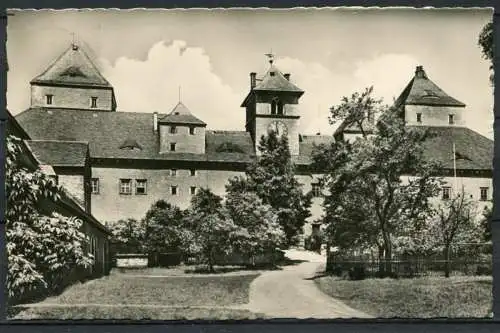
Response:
[416, 113, 422, 123]
[448, 114, 455, 125]
[170, 143, 176, 151]
[189, 127, 195, 135]
[170, 126, 177, 134]
[311, 183, 322, 197]
[190, 186, 196, 195]
[135, 179, 147, 195]
[46, 94, 53, 105]
[119, 179, 132, 195]
[91, 178, 99, 194]
[91, 97, 98, 108]
[190, 169, 196, 176]
[480, 187, 489, 201]
[442, 186, 451, 200]
[171, 185, 178, 196]
[170, 169, 177, 177]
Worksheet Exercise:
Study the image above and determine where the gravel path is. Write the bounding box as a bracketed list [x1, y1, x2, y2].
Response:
[244, 250, 372, 319]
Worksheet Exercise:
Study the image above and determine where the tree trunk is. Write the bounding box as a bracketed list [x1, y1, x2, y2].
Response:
[382, 231, 392, 277]
[377, 245, 385, 277]
[443, 245, 451, 278]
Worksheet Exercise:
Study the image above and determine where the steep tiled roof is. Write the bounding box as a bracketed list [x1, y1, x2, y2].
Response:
[30, 43, 112, 88]
[159, 102, 206, 126]
[16, 108, 253, 163]
[394, 66, 466, 108]
[253, 65, 304, 93]
[417, 126, 492, 171]
[25, 140, 89, 167]
[294, 134, 335, 165]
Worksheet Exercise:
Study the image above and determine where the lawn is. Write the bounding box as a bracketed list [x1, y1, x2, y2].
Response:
[314, 275, 492, 318]
[10, 271, 262, 320]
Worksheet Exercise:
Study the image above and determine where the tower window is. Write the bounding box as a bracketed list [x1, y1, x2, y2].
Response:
[46, 94, 53, 105]
[170, 169, 177, 177]
[190, 169, 196, 176]
[190, 186, 197, 195]
[91, 178, 99, 194]
[170, 126, 177, 134]
[416, 113, 422, 123]
[170, 143, 176, 151]
[135, 179, 147, 195]
[119, 179, 132, 195]
[449, 114, 455, 125]
[189, 127, 195, 135]
[480, 187, 489, 201]
[91, 97, 98, 108]
[271, 97, 280, 115]
[171, 185, 178, 195]
[277, 101, 284, 115]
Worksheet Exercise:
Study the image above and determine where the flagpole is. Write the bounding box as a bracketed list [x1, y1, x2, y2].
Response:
[453, 142, 458, 193]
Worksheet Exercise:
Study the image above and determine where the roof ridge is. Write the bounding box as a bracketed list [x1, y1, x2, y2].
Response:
[27, 139, 90, 144]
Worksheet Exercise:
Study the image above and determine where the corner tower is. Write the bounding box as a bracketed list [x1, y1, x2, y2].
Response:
[394, 66, 466, 127]
[30, 42, 117, 111]
[241, 55, 304, 155]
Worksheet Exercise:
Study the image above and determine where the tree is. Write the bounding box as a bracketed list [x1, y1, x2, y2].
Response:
[6, 135, 93, 303]
[225, 186, 285, 264]
[478, 21, 493, 84]
[108, 218, 146, 254]
[183, 188, 237, 272]
[242, 131, 312, 247]
[143, 200, 186, 255]
[481, 205, 492, 242]
[429, 188, 482, 277]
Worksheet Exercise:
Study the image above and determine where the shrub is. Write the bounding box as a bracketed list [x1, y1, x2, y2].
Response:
[348, 264, 366, 280]
[476, 264, 492, 276]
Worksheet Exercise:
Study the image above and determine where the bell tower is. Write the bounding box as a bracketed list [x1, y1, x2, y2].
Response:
[241, 53, 304, 155]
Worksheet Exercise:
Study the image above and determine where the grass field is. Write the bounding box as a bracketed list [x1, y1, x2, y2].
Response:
[10, 271, 262, 320]
[314, 275, 492, 318]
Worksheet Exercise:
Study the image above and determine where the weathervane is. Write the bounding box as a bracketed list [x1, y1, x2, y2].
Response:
[265, 49, 275, 66]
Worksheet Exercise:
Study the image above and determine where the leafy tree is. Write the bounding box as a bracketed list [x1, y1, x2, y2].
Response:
[6, 135, 93, 303]
[481, 205, 492, 242]
[225, 187, 285, 264]
[241, 131, 312, 247]
[142, 200, 186, 255]
[108, 218, 146, 254]
[478, 21, 493, 84]
[429, 188, 481, 277]
[183, 188, 237, 272]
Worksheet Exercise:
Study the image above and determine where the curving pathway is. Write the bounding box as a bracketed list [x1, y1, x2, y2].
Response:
[243, 249, 372, 319]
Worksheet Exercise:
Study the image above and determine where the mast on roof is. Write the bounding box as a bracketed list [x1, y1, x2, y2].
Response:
[265, 49, 275, 66]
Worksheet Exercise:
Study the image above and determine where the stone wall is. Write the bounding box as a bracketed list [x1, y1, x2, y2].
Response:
[159, 124, 206, 154]
[31, 84, 114, 111]
[404, 104, 466, 127]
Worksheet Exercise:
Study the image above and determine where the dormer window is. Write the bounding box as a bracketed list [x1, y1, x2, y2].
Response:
[448, 114, 455, 125]
[91, 97, 98, 108]
[46, 94, 53, 105]
[269, 71, 276, 76]
[170, 126, 177, 134]
[416, 113, 422, 123]
[119, 138, 142, 151]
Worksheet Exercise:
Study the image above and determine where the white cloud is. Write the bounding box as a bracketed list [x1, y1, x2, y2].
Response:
[100, 40, 244, 130]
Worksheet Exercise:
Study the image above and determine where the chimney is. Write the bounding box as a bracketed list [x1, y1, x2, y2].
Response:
[250, 72, 257, 89]
[415, 65, 427, 79]
[284, 73, 291, 81]
[153, 112, 158, 132]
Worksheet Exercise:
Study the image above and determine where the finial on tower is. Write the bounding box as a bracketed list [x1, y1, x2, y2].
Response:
[71, 32, 79, 50]
[265, 49, 275, 66]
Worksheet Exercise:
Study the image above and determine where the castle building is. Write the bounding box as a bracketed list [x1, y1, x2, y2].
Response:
[14, 42, 493, 238]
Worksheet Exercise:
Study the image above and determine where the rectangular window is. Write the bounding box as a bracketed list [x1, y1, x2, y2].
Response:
[91, 97, 98, 108]
[170, 126, 177, 134]
[311, 183, 322, 197]
[416, 113, 422, 123]
[170, 143, 176, 151]
[189, 127, 195, 135]
[91, 178, 99, 194]
[442, 186, 451, 200]
[190, 169, 196, 176]
[480, 187, 489, 201]
[190, 186, 196, 195]
[171, 185, 178, 195]
[46, 94, 53, 105]
[119, 179, 132, 195]
[448, 114, 455, 125]
[136, 179, 147, 195]
[170, 169, 177, 177]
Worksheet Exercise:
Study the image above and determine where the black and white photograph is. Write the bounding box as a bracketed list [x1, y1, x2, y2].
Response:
[4, 7, 494, 320]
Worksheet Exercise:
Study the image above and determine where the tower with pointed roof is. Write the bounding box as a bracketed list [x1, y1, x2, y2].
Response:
[158, 102, 207, 154]
[394, 65, 466, 127]
[241, 55, 304, 155]
[30, 42, 117, 111]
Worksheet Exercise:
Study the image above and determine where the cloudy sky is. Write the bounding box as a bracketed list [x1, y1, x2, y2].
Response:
[6, 8, 493, 138]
